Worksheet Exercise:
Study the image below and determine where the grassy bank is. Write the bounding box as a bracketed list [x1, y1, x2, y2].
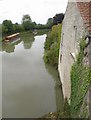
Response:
[43, 24, 71, 118]
[44, 24, 62, 68]
[70, 38, 91, 117]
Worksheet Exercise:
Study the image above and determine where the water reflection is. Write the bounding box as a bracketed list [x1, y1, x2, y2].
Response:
[0, 43, 2, 119]
[2, 33, 35, 53]
[21, 33, 34, 49]
[0, 42, 2, 51]
[44, 64, 64, 113]
[1, 30, 49, 53]
[2, 33, 56, 118]
[2, 31, 63, 118]
[2, 40, 20, 53]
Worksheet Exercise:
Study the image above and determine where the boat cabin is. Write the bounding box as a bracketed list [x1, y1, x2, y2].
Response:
[5, 33, 20, 42]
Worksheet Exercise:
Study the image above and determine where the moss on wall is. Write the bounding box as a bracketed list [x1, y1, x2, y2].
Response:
[70, 38, 91, 117]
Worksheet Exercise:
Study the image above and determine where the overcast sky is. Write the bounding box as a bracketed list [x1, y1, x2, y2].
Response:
[0, 0, 68, 24]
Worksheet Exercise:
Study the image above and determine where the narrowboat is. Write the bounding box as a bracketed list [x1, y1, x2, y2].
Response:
[5, 33, 20, 42]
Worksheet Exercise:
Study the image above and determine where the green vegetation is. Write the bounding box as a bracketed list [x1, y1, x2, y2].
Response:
[70, 38, 91, 117]
[2, 14, 52, 39]
[22, 14, 35, 31]
[46, 18, 53, 29]
[0, 24, 2, 41]
[44, 24, 62, 68]
[2, 20, 24, 37]
[2, 13, 64, 41]
[35, 29, 49, 35]
[53, 13, 64, 25]
[44, 29, 91, 118]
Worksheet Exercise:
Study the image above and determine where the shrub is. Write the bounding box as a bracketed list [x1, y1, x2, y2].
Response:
[44, 24, 62, 68]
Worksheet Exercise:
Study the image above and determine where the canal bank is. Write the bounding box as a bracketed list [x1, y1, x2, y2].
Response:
[43, 25, 71, 118]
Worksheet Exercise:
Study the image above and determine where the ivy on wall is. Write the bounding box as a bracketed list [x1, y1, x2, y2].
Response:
[70, 38, 91, 117]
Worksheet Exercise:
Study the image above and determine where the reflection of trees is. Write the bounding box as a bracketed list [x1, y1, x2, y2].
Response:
[1, 30, 48, 53]
[44, 63, 64, 113]
[36, 29, 49, 36]
[0, 42, 2, 51]
[2, 40, 21, 53]
[2, 33, 35, 53]
[21, 33, 35, 49]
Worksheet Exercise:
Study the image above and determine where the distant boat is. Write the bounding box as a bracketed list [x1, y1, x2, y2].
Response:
[33, 30, 37, 35]
[4, 33, 20, 42]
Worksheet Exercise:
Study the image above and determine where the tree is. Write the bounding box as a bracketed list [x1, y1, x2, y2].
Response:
[13, 23, 19, 32]
[53, 13, 64, 25]
[2, 20, 14, 35]
[13, 23, 24, 32]
[0, 24, 2, 38]
[46, 18, 53, 28]
[22, 14, 33, 31]
[22, 14, 32, 23]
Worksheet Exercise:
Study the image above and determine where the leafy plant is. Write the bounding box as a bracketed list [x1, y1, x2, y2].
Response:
[70, 38, 91, 117]
[44, 24, 62, 68]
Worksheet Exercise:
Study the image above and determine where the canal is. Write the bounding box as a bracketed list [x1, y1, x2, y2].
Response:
[2, 31, 64, 118]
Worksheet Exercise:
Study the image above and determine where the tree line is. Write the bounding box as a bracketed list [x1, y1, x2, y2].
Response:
[2, 13, 64, 37]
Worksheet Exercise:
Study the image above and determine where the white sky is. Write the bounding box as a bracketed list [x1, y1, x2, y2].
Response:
[0, 0, 68, 24]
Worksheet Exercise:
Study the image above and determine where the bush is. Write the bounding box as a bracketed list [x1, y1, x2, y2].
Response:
[44, 24, 62, 68]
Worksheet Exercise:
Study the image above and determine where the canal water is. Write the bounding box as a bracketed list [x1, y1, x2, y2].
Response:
[2, 32, 64, 118]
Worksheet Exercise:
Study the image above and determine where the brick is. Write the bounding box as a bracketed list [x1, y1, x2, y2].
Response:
[77, 1, 91, 33]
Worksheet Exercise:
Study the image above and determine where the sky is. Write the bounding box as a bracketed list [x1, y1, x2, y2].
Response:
[0, 0, 68, 24]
